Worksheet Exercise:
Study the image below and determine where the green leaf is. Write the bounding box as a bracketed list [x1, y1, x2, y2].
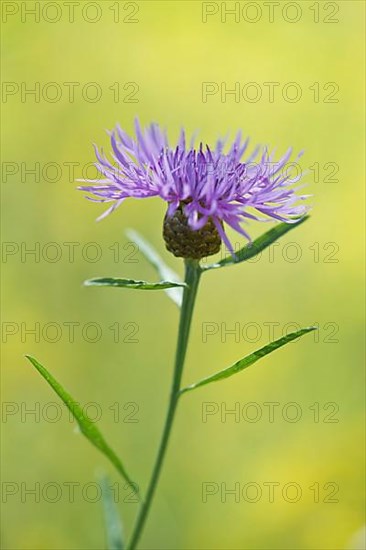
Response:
[84, 278, 186, 291]
[125, 229, 183, 307]
[100, 474, 125, 550]
[25, 355, 136, 489]
[180, 327, 316, 394]
[203, 216, 309, 271]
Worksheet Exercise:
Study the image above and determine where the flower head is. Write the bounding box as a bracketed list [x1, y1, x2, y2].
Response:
[79, 119, 308, 258]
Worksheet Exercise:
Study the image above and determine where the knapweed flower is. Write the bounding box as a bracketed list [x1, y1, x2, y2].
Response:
[79, 119, 308, 259]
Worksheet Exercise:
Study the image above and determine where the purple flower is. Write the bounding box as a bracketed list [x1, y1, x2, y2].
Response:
[79, 119, 308, 254]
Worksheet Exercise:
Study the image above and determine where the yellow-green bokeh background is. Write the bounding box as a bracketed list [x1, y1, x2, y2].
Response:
[1, 1, 365, 549]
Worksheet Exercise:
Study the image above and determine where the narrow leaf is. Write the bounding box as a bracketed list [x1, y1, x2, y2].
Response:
[84, 278, 186, 290]
[100, 474, 124, 550]
[180, 327, 316, 394]
[125, 229, 183, 307]
[203, 216, 309, 271]
[25, 355, 135, 488]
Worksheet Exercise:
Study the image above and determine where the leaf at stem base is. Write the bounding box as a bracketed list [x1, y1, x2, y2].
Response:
[25, 355, 136, 489]
[180, 327, 316, 394]
[100, 474, 125, 550]
[84, 278, 186, 290]
[202, 217, 309, 271]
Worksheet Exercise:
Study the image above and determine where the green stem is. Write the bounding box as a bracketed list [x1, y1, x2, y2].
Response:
[127, 259, 201, 550]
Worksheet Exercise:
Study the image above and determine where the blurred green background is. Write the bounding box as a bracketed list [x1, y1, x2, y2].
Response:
[1, 1, 365, 549]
